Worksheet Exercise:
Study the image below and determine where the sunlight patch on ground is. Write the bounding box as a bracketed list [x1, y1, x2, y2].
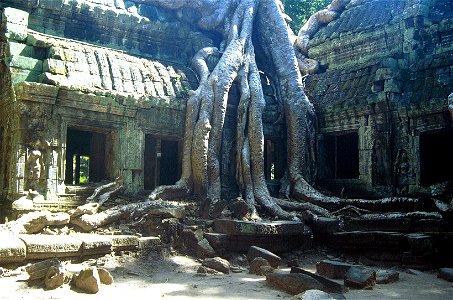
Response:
[241, 277, 266, 283]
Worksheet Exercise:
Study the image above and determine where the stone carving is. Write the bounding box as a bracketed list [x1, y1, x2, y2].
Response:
[25, 150, 45, 192]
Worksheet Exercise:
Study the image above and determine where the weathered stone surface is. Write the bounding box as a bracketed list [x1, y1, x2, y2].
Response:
[344, 267, 376, 289]
[109, 235, 139, 251]
[71, 233, 112, 256]
[44, 265, 67, 290]
[247, 246, 282, 268]
[138, 236, 161, 253]
[19, 234, 82, 259]
[74, 267, 101, 294]
[438, 268, 453, 282]
[291, 267, 347, 294]
[205, 230, 312, 253]
[316, 260, 357, 280]
[197, 266, 220, 275]
[0, 234, 26, 263]
[9, 211, 71, 234]
[249, 257, 273, 276]
[201, 257, 230, 274]
[70, 203, 100, 218]
[266, 272, 323, 295]
[311, 217, 341, 236]
[26, 258, 62, 281]
[2, 7, 29, 41]
[97, 268, 114, 285]
[376, 270, 399, 284]
[148, 207, 186, 219]
[213, 219, 308, 236]
[196, 238, 216, 258]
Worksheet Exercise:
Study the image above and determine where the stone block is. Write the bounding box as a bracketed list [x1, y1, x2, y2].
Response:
[109, 235, 139, 251]
[438, 268, 453, 282]
[148, 207, 185, 219]
[344, 267, 376, 289]
[376, 270, 399, 284]
[74, 266, 101, 294]
[138, 236, 161, 253]
[247, 246, 282, 268]
[25, 258, 61, 281]
[4, 23, 28, 42]
[266, 272, 323, 295]
[0, 234, 27, 264]
[204, 232, 312, 253]
[7, 42, 33, 58]
[291, 267, 347, 293]
[3, 8, 29, 27]
[213, 219, 308, 236]
[9, 56, 43, 72]
[19, 234, 82, 259]
[201, 257, 230, 274]
[43, 59, 66, 75]
[71, 234, 112, 256]
[316, 260, 357, 280]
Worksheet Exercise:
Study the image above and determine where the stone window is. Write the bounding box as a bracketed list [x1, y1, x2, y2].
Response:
[144, 135, 180, 190]
[319, 132, 359, 179]
[420, 129, 453, 186]
[65, 128, 111, 184]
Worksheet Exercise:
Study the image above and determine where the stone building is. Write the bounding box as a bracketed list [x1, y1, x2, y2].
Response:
[0, 0, 217, 216]
[304, 0, 453, 198]
[0, 0, 452, 218]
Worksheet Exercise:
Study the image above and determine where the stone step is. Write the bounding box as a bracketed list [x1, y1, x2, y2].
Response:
[0, 233, 160, 264]
[326, 231, 444, 267]
[206, 219, 313, 253]
[342, 216, 451, 233]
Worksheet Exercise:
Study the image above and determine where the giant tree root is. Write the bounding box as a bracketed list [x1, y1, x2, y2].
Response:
[69, 200, 178, 232]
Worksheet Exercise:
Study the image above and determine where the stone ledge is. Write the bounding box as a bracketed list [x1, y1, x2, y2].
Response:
[0, 234, 160, 264]
[70, 233, 113, 256]
[0, 233, 27, 263]
[213, 219, 310, 236]
[19, 234, 83, 260]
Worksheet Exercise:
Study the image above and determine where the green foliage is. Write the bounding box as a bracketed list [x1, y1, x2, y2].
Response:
[281, 0, 331, 32]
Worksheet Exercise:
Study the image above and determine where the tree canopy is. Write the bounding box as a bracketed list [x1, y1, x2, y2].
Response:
[282, 0, 331, 32]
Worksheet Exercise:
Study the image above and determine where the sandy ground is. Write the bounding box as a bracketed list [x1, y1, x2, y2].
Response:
[0, 251, 452, 300]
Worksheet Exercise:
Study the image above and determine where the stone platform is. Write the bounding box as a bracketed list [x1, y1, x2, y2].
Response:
[205, 219, 313, 253]
[0, 233, 160, 265]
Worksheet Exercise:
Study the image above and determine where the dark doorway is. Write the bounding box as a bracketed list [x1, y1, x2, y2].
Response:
[144, 135, 180, 190]
[420, 129, 453, 186]
[65, 128, 108, 184]
[264, 138, 286, 180]
[320, 132, 359, 179]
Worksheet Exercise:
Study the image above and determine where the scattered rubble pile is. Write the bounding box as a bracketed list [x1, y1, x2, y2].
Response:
[0, 198, 453, 297]
[25, 258, 113, 293]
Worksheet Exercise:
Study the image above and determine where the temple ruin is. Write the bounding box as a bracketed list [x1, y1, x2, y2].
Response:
[0, 0, 452, 297]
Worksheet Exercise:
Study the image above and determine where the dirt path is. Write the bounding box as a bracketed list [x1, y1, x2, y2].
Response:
[0, 252, 452, 300]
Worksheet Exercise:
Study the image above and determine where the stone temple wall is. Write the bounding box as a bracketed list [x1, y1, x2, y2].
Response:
[0, 0, 216, 215]
[304, 0, 453, 198]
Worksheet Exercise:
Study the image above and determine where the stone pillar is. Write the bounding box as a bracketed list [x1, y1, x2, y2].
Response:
[119, 122, 144, 194]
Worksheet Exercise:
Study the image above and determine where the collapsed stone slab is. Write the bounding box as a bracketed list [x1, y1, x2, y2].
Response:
[291, 267, 347, 294]
[316, 260, 358, 280]
[266, 272, 323, 295]
[247, 246, 282, 268]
